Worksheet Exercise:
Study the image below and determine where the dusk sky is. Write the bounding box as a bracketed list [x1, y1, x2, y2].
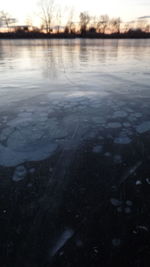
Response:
[1, 0, 150, 25]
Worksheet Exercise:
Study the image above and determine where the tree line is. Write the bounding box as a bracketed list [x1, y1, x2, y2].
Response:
[0, 0, 150, 38]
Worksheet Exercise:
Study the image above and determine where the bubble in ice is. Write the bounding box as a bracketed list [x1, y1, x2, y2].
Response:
[104, 152, 111, 157]
[136, 121, 150, 134]
[50, 229, 74, 257]
[114, 135, 131, 144]
[136, 180, 142, 185]
[123, 122, 131, 127]
[112, 239, 121, 247]
[113, 111, 127, 118]
[125, 207, 131, 214]
[92, 145, 103, 153]
[12, 165, 27, 182]
[113, 155, 122, 164]
[0, 142, 58, 167]
[107, 122, 122, 128]
[126, 200, 133, 206]
[110, 198, 122, 207]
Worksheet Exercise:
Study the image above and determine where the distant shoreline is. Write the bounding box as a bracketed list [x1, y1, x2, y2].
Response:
[0, 32, 150, 39]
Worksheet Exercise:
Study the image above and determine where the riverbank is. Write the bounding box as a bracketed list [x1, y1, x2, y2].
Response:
[0, 31, 150, 39]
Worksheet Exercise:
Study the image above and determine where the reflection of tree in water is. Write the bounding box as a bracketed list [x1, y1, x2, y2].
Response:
[79, 40, 88, 64]
[42, 40, 81, 83]
[0, 41, 4, 62]
[42, 43, 62, 79]
[0, 40, 17, 69]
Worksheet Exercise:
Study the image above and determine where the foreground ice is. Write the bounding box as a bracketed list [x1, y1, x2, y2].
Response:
[0, 89, 150, 167]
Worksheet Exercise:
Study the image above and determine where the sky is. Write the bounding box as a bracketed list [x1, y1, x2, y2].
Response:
[1, 0, 150, 25]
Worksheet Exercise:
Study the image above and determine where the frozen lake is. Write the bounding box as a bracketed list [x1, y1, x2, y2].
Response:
[0, 39, 150, 267]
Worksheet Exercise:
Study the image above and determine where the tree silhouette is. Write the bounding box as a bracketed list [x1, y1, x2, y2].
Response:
[79, 12, 90, 34]
[38, 0, 55, 33]
[0, 11, 16, 31]
[97, 15, 109, 34]
[109, 17, 121, 34]
[66, 8, 75, 34]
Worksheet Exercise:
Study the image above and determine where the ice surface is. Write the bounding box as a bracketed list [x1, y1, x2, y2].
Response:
[0, 39, 150, 267]
[0, 39, 150, 170]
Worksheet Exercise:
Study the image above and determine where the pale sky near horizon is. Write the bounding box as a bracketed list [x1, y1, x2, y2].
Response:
[1, 0, 150, 25]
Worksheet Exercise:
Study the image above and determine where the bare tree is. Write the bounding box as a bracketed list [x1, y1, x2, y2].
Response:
[136, 18, 148, 31]
[96, 15, 109, 33]
[25, 16, 33, 27]
[38, 0, 55, 33]
[66, 8, 75, 34]
[0, 11, 16, 31]
[79, 12, 90, 34]
[55, 7, 62, 33]
[124, 23, 131, 33]
[109, 17, 121, 34]
[145, 24, 150, 33]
